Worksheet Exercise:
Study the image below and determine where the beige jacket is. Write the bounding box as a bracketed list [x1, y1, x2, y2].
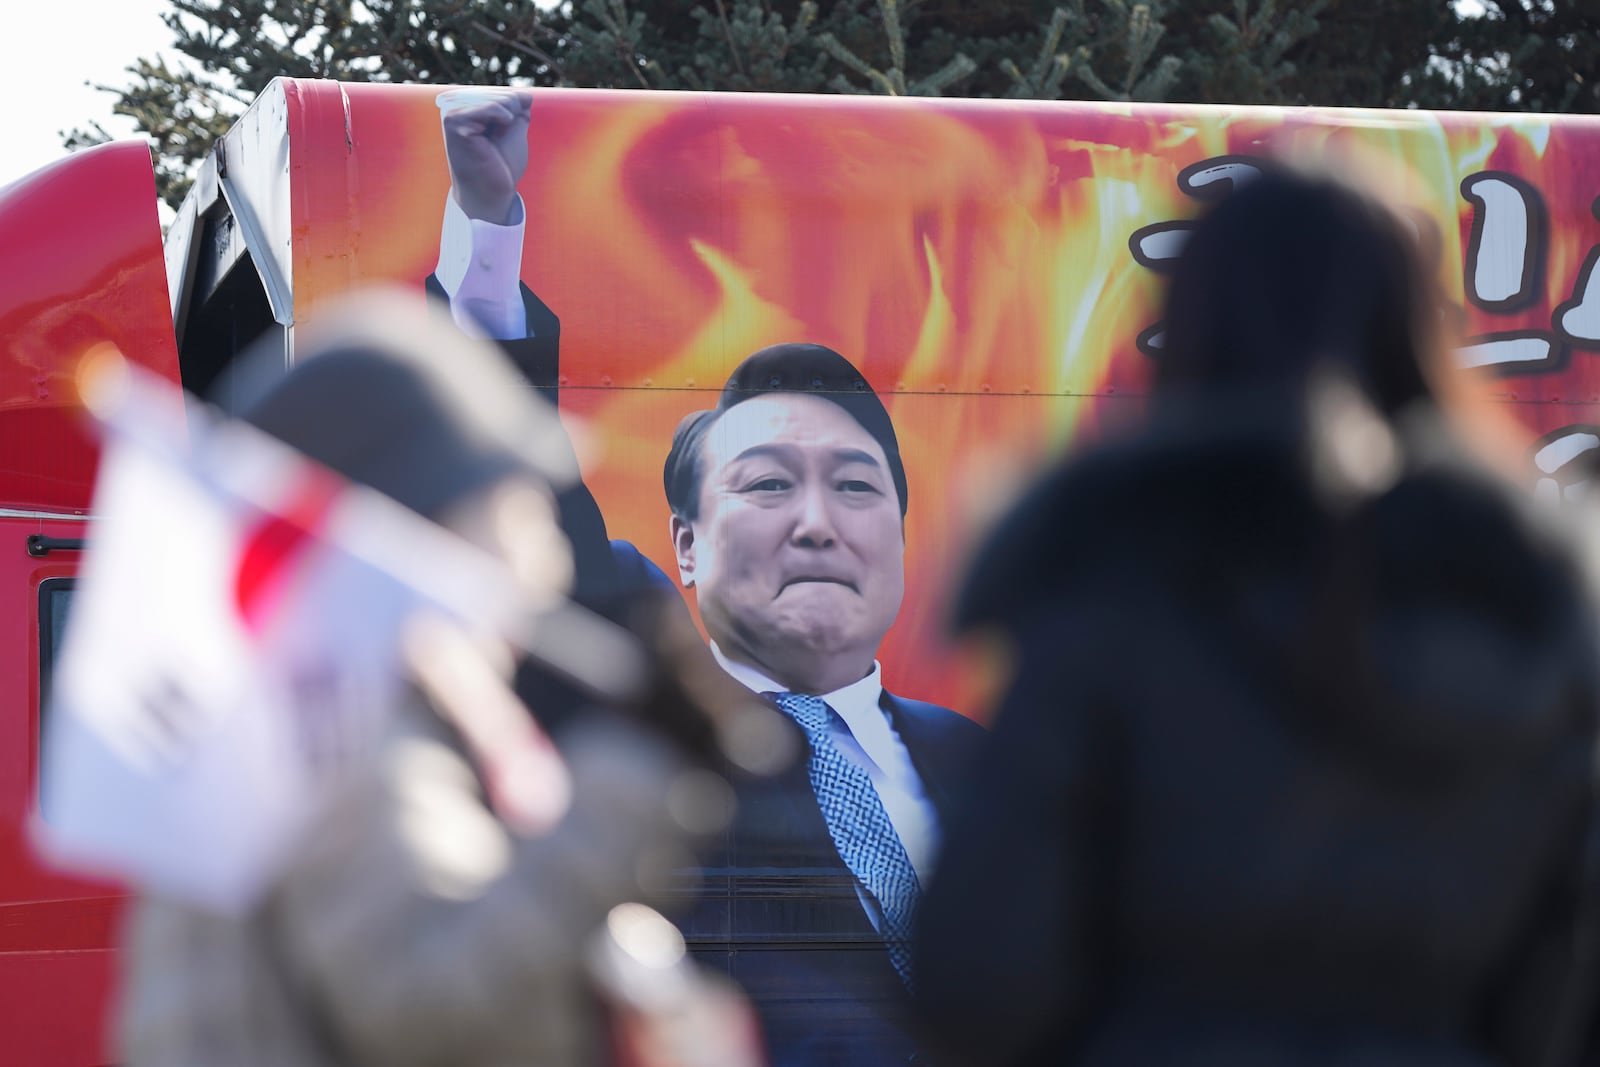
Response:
[118, 700, 700, 1067]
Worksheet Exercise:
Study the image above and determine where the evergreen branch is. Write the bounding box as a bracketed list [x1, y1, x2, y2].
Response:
[1076, 51, 1127, 101]
[711, 0, 748, 79]
[1031, 8, 1071, 87]
[912, 52, 977, 95]
[814, 31, 898, 95]
[1131, 54, 1181, 100]
[642, 58, 671, 88]
[469, 19, 562, 72]
[1043, 53, 1072, 97]
[1123, 3, 1166, 92]
[880, 0, 906, 76]
[775, 1, 819, 62]
[814, 31, 877, 80]
[583, 0, 654, 88]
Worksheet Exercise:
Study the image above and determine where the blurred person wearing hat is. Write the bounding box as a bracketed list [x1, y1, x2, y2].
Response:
[913, 169, 1600, 1067]
[116, 294, 770, 1067]
[661, 344, 986, 1067]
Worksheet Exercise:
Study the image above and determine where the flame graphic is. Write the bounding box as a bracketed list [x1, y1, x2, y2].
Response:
[290, 85, 1600, 722]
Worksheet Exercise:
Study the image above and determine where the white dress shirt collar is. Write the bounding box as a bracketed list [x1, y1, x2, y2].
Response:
[709, 642, 884, 718]
[708, 642, 939, 883]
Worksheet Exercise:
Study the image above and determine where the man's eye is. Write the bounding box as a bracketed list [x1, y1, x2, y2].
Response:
[745, 478, 791, 492]
[838, 480, 880, 494]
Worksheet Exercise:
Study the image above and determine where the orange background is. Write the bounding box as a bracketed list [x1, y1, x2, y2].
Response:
[281, 83, 1600, 721]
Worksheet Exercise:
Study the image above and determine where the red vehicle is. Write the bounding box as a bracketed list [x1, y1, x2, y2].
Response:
[0, 141, 178, 1064]
[6, 81, 1600, 1063]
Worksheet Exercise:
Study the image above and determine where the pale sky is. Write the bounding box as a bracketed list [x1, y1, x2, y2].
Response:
[0, 0, 565, 194]
[0, 0, 176, 189]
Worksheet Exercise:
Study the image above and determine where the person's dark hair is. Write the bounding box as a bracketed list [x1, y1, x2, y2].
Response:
[662, 343, 909, 521]
[1158, 168, 1440, 416]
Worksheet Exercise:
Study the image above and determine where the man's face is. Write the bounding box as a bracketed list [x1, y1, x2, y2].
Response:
[671, 393, 905, 693]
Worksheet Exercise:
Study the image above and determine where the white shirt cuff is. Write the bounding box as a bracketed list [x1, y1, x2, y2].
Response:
[435, 191, 531, 341]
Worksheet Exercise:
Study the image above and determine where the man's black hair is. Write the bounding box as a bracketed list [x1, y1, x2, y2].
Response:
[663, 343, 909, 522]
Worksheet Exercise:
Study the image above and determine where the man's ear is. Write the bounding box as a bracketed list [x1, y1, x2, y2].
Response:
[669, 514, 697, 587]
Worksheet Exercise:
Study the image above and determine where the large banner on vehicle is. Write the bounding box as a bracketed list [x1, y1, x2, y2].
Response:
[278, 83, 1600, 721]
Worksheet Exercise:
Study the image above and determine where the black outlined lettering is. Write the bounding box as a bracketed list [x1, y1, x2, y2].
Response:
[1461, 171, 1547, 313]
[1531, 425, 1600, 504]
[1128, 155, 1268, 347]
[1176, 156, 1266, 201]
[1554, 200, 1600, 347]
[1458, 329, 1564, 375]
[1128, 223, 1191, 274]
[1136, 322, 1167, 358]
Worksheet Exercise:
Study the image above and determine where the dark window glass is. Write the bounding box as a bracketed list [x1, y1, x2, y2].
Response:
[37, 578, 73, 816]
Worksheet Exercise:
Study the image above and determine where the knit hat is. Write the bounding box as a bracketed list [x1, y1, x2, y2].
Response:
[235, 290, 579, 521]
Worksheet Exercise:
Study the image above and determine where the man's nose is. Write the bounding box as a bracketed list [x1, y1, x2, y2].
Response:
[790, 483, 838, 547]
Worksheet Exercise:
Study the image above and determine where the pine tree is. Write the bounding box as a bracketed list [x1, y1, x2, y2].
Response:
[1410, 1, 1599, 114]
[1182, 0, 1326, 105]
[71, 0, 1592, 209]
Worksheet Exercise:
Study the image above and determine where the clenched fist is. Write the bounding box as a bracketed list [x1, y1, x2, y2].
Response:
[443, 90, 534, 225]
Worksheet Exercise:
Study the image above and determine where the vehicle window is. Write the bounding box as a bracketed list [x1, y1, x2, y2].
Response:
[37, 578, 73, 810]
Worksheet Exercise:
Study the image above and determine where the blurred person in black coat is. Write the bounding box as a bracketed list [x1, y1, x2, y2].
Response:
[913, 168, 1600, 1067]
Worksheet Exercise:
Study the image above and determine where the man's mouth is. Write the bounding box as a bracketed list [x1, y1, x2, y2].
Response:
[780, 576, 858, 593]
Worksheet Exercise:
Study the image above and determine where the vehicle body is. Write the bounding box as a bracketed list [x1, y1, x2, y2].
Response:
[4, 80, 1600, 1062]
[0, 140, 180, 1065]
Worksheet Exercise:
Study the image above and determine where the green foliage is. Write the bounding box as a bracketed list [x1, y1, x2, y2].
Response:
[64, 56, 239, 205]
[1066, 1, 1183, 103]
[1408, 1, 1599, 114]
[1185, 0, 1326, 104]
[558, 0, 833, 90]
[75, 0, 1599, 209]
[813, 0, 978, 96]
[997, 8, 1074, 99]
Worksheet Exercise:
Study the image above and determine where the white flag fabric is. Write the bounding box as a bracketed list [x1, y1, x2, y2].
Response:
[33, 365, 528, 914]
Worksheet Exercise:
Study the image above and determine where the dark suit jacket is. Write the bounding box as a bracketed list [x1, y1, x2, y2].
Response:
[424, 276, 622, 615]
[682, 691, 987, 1067]
[423, 276, 560, 404]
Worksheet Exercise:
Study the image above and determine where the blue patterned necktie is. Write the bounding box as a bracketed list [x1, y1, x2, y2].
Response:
[768, 691, 921, 990]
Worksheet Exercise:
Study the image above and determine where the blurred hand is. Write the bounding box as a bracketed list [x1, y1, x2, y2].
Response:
[444, 91, 534, 225]
[403, 611, 572, 836]
[610, 977, 767, 1067]
[620, 591, 800, 774]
